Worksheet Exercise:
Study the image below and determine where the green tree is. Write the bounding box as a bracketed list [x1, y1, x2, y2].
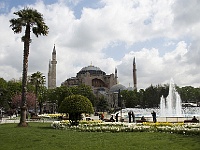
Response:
[145, 85, 160, 108]
[159, 84, 169, 99]
[47, 85, 96, 113]
[96, 96, 109, 112]
[122, 90, 138, 108]
[10, 8, 49, 127]
[0, 78, 8, 108]
[70, 84, 96, 105]
[6, 80, 22, 109]
[48, 86, 72, 109]
[30, 71, 46, 114]
[194, 88, 200, 105]
[59, 95, 94, 126]
[138, 89, 146, 108]
[37, 86, 47, 114]
[178, 86, 200, 104]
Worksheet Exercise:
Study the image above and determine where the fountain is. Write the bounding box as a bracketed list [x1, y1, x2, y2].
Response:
[114, 78, 199, 122]
[160, 78, 182, 117]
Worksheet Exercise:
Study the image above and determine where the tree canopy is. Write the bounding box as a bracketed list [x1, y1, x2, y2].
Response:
[59, 95, 94, 114]
[59, 95, 94, 125]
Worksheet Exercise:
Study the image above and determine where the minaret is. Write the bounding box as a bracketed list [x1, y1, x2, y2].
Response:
[115, 67, 118, 78]
[133, 57, 137, 90]
[51, 44, 57, 88]
[48, 45, 57, 89]
[48, 60, 52, 89]
[114, 67, 118, 84]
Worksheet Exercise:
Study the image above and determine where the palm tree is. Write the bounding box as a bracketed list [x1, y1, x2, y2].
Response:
[10, 8, 49, 127]
[30, 71, 46, 115]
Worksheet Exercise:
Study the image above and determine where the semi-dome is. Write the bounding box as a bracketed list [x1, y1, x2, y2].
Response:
[77, 65, 106, 76]
[110, 84, 127, 93]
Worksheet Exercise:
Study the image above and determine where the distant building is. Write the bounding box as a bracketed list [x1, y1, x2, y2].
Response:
[48, 47, 138, 110]
[107, 83, 127, 109]
[61, 65, 118, 94]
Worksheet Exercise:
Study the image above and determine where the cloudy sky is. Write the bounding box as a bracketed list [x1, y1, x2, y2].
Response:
[0, 0, 200, 90]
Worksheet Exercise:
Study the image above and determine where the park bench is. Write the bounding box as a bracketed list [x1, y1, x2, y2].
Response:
[184, 120, 199, 123]
[29, 116, 41, 121]
[136, 120, 148, 123]
[104, 119, 115, 122]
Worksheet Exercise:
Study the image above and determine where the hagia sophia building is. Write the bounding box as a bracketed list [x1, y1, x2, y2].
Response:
[48, 45, 137, 110]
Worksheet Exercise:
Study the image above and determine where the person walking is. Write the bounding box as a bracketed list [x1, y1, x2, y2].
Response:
[151, 111, 157, 123]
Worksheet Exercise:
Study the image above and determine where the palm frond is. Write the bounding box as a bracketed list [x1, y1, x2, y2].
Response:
[9, 7, 49, 37]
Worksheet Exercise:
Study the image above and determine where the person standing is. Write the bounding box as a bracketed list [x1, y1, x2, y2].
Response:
[151, 111, 157, 123]
[115, 113, 119, 122]
[131, 111, 135, 122]
[101, 113, 104, 120]
[128, 111, 132, 123]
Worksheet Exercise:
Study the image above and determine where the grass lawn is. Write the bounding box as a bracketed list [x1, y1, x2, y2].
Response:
[0, 122, 199, 150]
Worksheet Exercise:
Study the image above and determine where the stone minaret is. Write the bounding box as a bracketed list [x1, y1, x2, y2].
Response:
[133, 57, 137, 90]
[114, 67, 118, 84]
[48, 45, 57, 89]
[48, 60, 52, 89]
[115, 67, 118, 79]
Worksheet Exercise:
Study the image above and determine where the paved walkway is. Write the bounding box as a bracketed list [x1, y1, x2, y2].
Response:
[0, 117, 58, 124]
[0, 118, 20, 124]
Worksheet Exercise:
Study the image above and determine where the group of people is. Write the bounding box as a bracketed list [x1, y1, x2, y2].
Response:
[99, 111, 199, 123]
[117, 110, 156, 123]
[127, 110, 157, 123]
[99, 110, 158, 123]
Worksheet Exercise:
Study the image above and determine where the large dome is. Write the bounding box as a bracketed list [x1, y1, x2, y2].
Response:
[77, 65, 106, 76]
[81, 65, 101, 71]
[110, 84, 127, 93]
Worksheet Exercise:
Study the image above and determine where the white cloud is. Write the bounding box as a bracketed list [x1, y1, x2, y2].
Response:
[117, 40, 200, 89]
[0, 0, 200, 90]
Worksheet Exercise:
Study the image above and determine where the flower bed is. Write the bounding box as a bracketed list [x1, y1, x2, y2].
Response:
[39, 114, 62, 118]
[51, 121, 200, 135]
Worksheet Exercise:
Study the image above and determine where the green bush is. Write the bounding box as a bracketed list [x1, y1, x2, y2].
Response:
[59, 95, 94, 125]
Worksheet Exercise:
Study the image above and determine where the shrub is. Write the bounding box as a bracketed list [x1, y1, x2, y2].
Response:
[59, 95, 94, 126]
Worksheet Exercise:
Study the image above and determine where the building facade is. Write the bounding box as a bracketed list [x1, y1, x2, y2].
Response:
[61, 65, 118, 94]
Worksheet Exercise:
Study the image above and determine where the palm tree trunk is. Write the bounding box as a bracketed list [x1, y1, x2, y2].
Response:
[18, 24, 30, 127]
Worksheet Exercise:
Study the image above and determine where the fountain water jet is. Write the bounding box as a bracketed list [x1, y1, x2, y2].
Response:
[160, 78, 182, 117]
